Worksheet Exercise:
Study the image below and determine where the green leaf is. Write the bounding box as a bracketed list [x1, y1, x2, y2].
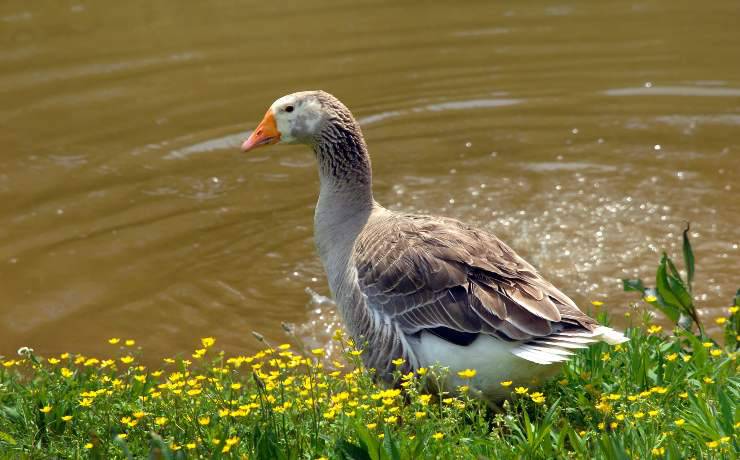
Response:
[682, 223, 694, 291]
[0, 431, 16, 445]
[655, 254, 682, 322]
[353, 423, 384, 460]
[622, 278, 645, 293]
[382, 426, 401, 460]
[716, 388, 735, 435]
[666, 273, 693, 310]
[337, 440, 373, 460]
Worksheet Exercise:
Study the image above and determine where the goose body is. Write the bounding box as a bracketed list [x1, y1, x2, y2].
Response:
[241, 90, 627, 402]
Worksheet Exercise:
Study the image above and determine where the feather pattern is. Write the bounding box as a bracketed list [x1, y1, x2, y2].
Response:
[354, 213, 601, 344]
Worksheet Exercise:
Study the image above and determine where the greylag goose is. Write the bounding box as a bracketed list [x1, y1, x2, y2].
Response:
[241, 90, 627, 402]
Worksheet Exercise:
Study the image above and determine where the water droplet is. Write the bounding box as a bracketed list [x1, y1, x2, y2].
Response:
[56, 209, 64, 215]
[653, 144, 661, 151]
[644, 82, 653, 88]
[465, 142, 472, 148]
[571, 128, 579, 134]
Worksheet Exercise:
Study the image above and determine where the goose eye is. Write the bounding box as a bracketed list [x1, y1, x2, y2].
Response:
[285, 105, 294, 113]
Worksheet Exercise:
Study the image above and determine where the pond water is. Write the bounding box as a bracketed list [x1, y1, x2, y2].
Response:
[1, 0, 738, 360]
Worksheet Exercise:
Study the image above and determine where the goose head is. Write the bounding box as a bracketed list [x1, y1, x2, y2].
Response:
[241, 90, 337, 152]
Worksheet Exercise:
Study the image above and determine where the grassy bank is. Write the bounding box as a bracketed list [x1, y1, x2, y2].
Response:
[1, 232, 738, 459]
[0, 304, 737, 459]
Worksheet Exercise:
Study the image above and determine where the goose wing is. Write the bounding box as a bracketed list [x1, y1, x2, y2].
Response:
[354, 214, 624, 365]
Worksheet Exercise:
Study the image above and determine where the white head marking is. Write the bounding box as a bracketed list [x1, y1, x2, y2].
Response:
[270, 92, 324, 144]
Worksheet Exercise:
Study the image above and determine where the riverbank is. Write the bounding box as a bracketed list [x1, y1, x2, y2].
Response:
[0, 299, 737, 459]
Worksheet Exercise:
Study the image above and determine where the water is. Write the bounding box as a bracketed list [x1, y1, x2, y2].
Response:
[1, 0, 738, 360]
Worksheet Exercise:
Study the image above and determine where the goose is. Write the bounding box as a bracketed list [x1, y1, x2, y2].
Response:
[240, 90, 627, 402]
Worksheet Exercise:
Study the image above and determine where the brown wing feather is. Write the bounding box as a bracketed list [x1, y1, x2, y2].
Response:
[354, 213, 597, 343]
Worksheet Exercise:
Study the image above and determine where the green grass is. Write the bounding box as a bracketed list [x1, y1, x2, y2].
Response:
[1, 231, 738, 459]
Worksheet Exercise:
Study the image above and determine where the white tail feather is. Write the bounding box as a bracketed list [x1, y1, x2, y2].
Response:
[593, 326, 629, 345]
[512, 326, 629, 365]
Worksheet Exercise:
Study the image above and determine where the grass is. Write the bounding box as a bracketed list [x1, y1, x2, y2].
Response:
[1, 232, 738, 459]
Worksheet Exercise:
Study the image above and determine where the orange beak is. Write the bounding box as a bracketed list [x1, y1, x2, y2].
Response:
[241, 109, 281, 152]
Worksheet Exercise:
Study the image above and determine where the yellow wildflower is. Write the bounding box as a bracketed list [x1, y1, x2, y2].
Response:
[120, 356, 134, 364]
[634, 411, 645, 419]
[729, 306, 739, 314]
[155, 416, 168, 426]
[186, 443, 197, 450]
[230, 383, 242, 390]
[415, 411, 427, 419]
[366, 423, 377, 429]
[40, 405, 52, 413]
[647, 325, 662, 334]
[703, 377, 714, 384]
[715, 317, 727, 325]
[61, 368, 74, 378]
[384, 415, 398, 424]
[108, 338, 120, 344]
[116, 434, 128, 440]
[201, 337, 216, 348]
[591, 300, 604, 307]
[62, 415, 73, 422]
[652, 447, 665, 455]
[391, 357, 405, 366]
[674, 418, 685, 427]
[702, 342, 713, 348]
[500, 380, 513, 387]
[601, 352, 611, 362]
[198, 416, 210, 425]
[84, 443, 93, 449]
[530, 392, 545, 404]
[418, 394, 432, 405]
[644, 295, 657, 302]
[514, 386, 528, 395]
[417, 367, 427, 375]
[125, 339, 135, 347]
[432, 432, 444, 441]
[457, 368, 477, 379]
[706, 441, 718, 448]
[598, 422, 606, 430]
[648, 410, 659, 417]
[666, 353, 678, 362]
[48, 357, 60, 365]
[679, 392, 688, 399]
[710, 349, 722, 357]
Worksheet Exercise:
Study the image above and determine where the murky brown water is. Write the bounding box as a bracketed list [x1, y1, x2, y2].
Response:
[1, 0, 738, 361]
